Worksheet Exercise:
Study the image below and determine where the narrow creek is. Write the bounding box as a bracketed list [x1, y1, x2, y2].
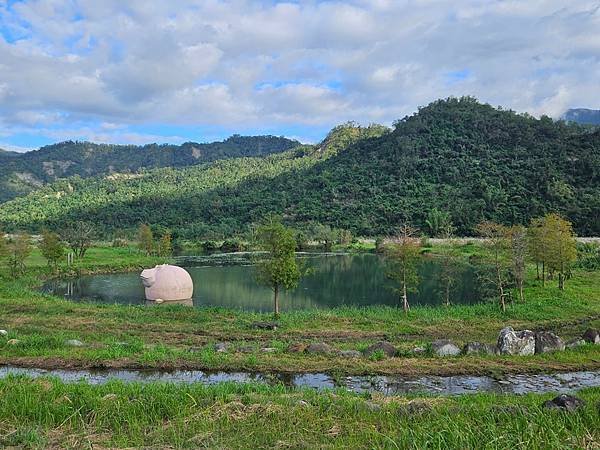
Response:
[2, 366, 600, 396]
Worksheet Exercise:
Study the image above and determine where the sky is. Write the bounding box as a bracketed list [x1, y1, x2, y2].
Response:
[0, 0, 599, 152]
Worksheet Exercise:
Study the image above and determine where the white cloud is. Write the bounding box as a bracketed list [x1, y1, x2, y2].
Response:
[0, 0, 599, 145]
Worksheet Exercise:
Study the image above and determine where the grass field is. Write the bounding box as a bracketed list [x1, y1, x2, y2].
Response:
[0, 375, 598, 449]
[0, 244, 599, 376]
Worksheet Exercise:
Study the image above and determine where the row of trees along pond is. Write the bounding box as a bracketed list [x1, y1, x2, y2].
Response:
[253, 213, 580, 316]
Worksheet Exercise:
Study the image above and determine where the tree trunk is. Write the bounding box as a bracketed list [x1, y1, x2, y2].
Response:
[402, 269, 409, 313]
[558, 273, 564, 290]
[519, 282, 524, 303]
[541, 261, 545, 287]
[273, 284, 280, 317]
[444, 281, 450, 307]
[536, 263, 539, 280]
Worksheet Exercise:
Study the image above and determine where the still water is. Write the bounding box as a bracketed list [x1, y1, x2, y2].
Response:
[42, 253, 481, 312]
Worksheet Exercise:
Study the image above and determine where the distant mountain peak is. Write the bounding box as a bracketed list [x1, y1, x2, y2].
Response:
[563, 108, 600, 125]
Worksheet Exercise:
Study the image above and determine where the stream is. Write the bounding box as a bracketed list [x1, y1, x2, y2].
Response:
[2, 366, 600, 396]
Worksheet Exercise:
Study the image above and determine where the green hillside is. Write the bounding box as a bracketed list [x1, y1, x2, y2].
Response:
[1, 97, 598, 236]
[0, 135, 299, 202]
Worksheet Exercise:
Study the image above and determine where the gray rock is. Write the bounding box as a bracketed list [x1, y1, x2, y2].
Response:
[65, 339, 84, 347]
[543, 394, 585, 412]
[582, 328, 600, 344]
[0, 330, 7, 337]
[431, 339, 461, 356]
[306, 342, 334, 354]
[251, 321, 279, 331]
[535, 331, 565, 354]
[260, 347, 277, 353]
[463, 342, 496, 355]
[566, 339, 586, 349]
[412, 346, 427, 355]
[338, 350, 362, 358]
[363, 341, 397, 358]
[214, 342, 230, 353]
[496, 327, 535, 356]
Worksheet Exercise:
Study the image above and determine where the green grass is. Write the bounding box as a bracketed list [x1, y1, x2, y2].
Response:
[0, 244, 599, 376]
[0, 376, 598, 449]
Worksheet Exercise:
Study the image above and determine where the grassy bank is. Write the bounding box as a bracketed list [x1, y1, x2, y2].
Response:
[0, 244, 599, 376]
[0, 376, 598, 449]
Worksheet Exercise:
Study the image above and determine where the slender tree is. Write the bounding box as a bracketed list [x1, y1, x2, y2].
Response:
[158, 232, 172, 257]
[7, 233, 31, 278]
[384, 225, 422, 313]
[60, 221, 95, 259]
[508, 225, 528, 302]
[39, 230, 65, 270]
[476, 221, 510, 312]
[544, 214, 577, 290]
[255, 217, 302, 317]
[437, 225, 459, 307]
[527, 217, 549, 285]
[138, 224, 154, 256]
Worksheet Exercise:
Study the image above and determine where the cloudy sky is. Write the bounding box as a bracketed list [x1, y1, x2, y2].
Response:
[0, 0, 599, 151]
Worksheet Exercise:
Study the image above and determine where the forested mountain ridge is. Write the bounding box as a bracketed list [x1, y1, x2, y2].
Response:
[0, 135, 300, 202]
[1, 97, 598, 237]
[564, 108, 600, 126]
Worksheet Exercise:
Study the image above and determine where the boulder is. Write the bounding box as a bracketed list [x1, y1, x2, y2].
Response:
[535, 332, 565, 354]
[363, 341, 397, 358]
[582, 328, 600, 344]
[338, 350, 362, 358]
[214, 342, 230, 353]
[543, 394, 585, 412]
[431, 339, 461, 357]
[251, 321, 279, 331]
[412, 346, 427, 355]
[463, 342, 496, 355]
[0, 330, 7, 337]
[306, 342, 334, 354]
[65, 339, 84, 347]
[496, 327, 535, 356]
[566, 339, 586, 349]
[140, 265, 193, 302]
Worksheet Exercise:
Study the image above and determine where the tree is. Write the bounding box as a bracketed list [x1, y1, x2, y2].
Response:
[255, 217, 302, 317]
[544, 214, 577, 290]
[158, 232, 172, 257]
[508, 225, 528, 302]
[476, 221, 510, 312]
[61, 221, 96, 259]
[528, 217, 550, 285]
[425, 208, 453, 238]
[384, 225, 422, 313]
[312, 224, 338, 251]
[39, 230, 65, 270]
[138, 224, 154, 256]
[7, 233, 31, 278]
[437, 226, 460, 307]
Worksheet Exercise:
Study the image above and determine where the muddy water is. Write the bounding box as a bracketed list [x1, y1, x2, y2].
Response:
[1, 366, 599, 396]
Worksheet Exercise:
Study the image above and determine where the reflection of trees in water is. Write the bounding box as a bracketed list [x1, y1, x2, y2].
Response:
[44, 255, 482, 311]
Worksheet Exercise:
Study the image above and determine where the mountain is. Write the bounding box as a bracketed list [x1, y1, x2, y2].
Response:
[1, 97, 598, 236]
[0, 135, 300, 202]
[563, 108, 600, 126]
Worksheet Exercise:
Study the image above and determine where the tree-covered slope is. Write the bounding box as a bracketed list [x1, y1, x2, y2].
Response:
[1, 97, 598, 236]
[0, 135, 299, 202]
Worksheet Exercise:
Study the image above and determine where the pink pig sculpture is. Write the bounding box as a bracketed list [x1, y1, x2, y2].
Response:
[140, 264, 194, 301]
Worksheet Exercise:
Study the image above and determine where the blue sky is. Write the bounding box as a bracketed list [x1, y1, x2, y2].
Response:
[1, 0, 599, 151]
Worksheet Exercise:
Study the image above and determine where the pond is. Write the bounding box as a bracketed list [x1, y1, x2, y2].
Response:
[41, 253, 482, 312]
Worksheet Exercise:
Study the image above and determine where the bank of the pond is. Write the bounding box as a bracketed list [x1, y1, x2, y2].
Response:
[0, 375, 599, 449]
[1, 244, 599, 377]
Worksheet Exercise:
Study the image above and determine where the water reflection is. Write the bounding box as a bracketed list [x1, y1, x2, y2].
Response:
[42, 254, 482, 312]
